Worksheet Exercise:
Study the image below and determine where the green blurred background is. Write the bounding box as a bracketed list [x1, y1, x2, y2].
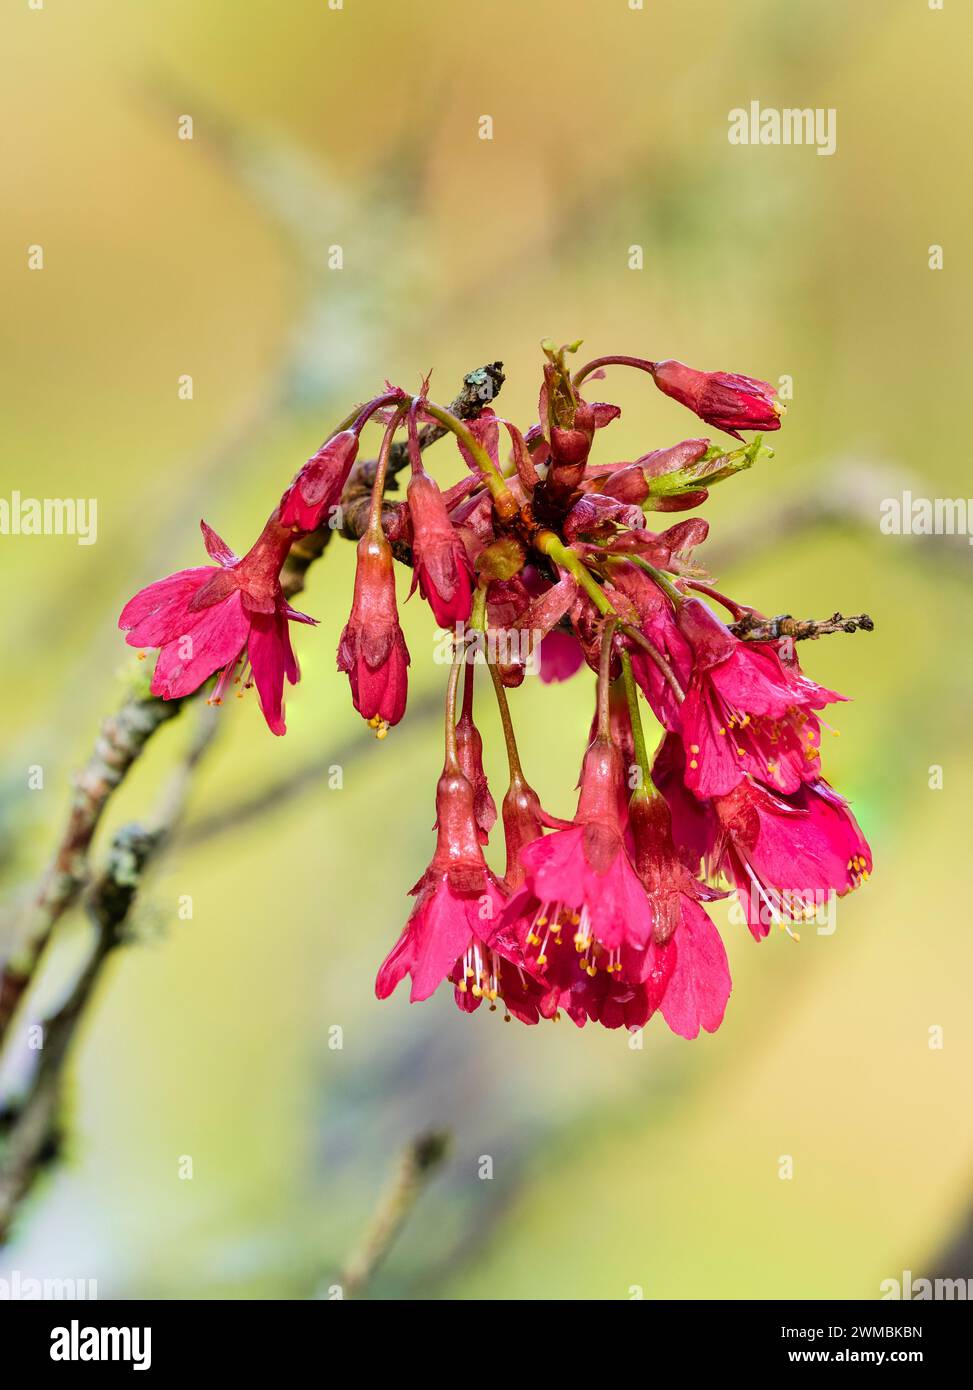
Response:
[1, 0, 971, 1299]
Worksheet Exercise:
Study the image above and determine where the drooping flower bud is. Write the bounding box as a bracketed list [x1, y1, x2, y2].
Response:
[650, 360, 782, 440]
[455, 665, 497, 843]
[406, 467, 474, 628]
[279, 430, 359, 531]
[337, 533, 410, 727]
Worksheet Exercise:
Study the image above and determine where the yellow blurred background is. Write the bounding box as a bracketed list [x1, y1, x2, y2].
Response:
[1, 0, 971, 1298]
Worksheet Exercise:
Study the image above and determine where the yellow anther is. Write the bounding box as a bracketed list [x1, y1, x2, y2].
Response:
[689, 759, 698, 770]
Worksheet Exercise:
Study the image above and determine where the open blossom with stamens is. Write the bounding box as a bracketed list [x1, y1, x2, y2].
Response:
[649, 360, 782, 440]
[337, 531, 410, 727]
[119, 515, 315, 735]
[497, 736, 665, 1025]
[495, 756, 675, 1031]
[676, 598, 842, 798]
[376, 763, 543, 1023]
[713, 776, 872, 939]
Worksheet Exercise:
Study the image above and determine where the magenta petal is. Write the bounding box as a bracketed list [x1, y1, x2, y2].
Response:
[660, 901, 731, 1039]
[248, 609, 291, 735]
[584, 854, 655, 951]
[283, 603, 317, 626]
[408, 881, 476, 1002]
[150, 590, 251, 698]
[120, 568, 215, 647]
[519, 826, 588, 904]
[375, 925, 417, 999]
[199, 520, 239, 567]
[539, 629, 585, 684]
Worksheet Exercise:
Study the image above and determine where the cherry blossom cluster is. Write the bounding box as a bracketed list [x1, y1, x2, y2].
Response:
[119, 343, 872, 1036]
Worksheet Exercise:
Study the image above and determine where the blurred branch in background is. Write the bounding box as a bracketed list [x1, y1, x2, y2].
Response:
[176, 688, 443, 853]
[0, 703, 220, 1244]
[330, 1130, 451, 1300]
[705, 460, 973, 578]
[139, 71, 439, 409]
[0, 691, 187, 1044]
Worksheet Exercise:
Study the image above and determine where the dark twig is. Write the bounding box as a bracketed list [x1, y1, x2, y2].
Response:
[729, 611, 875, 643]
[331, 1130, 451, 1300]
[335, 363, 505, 548]
[0, 690, 185, 1047]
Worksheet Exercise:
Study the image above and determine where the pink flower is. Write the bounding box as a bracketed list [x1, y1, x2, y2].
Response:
[119, 516, 314, 735]
[676, 599, 842, 798]
[279, 430, 359, 531]
[524, 929, 675, 1031]
[629, 791, 731, 1039]
[498, 738, 661, 1021]
[650, 360, 782, 440]
[713, 776, 873, 939]
[407, 467, 474, 628]
[376, 765, 543, 1023]
[337, 532, 410, 726]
